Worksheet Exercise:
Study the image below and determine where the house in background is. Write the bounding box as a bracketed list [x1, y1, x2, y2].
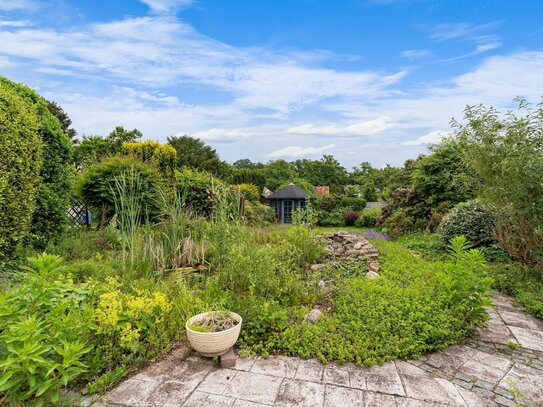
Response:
[267, 183, 315, 224]
[260, 187, 273, 205]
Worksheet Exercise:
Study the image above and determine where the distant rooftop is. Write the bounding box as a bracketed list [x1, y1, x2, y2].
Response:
[268, 183, 314, 199]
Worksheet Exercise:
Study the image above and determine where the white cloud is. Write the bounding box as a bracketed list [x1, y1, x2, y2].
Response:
[430, 22, 500, 42]
[138, 0, 194, 13]
[0, 20, 31, 27]
[0, 16, 405, 115]
[287, 116, 395, 136]
[268, 144, 335, 158]
[401, 130, 448, 146]
[401, 49, 431, 60]
[0, 0, 35, 11]
[190, 128, 253, 141]
[474, 42, 501, 53]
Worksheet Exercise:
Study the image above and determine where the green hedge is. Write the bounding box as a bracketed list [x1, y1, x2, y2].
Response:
[0, 80, 43, 260]
[0, 77, 74, 250]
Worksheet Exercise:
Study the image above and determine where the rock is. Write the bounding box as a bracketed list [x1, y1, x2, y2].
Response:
[368, 262, 380, 273]
[353, 242, 363, 250]
[304, 309, 323, 324]
[220, 347, 236, 368]
[367, 271, 380, 279]
[310, 264, 326, 272]
[317, 280, 326, 289]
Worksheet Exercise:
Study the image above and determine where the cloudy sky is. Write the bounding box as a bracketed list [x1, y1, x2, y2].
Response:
[1, 0, 542, 168]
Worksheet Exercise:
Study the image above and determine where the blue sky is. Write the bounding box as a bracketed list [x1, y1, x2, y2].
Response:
[1, 0, 542, 168]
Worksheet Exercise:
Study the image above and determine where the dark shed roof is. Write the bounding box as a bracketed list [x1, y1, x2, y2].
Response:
[268, 184, 314, 199]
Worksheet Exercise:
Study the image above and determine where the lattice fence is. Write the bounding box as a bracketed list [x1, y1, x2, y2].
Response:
[67, 199, 91, 228]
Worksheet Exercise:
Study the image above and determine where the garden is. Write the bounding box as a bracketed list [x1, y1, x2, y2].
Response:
[1, 76, 543, 406]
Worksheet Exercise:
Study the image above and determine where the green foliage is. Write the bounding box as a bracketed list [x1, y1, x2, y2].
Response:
[74, 126, 142, 167]
[318, 210, 344, 227]
[230, 168, 267, 189]
[438, 200, 496, 248]
[292, 200, 318, 228]
[492, 262, 543, 320]
[343, 211, 360, 226]
[0, 254, 93, 406]
[341, 196, 366, 211]
[412, 139, 477, 208]
[276, 237, 491, 366]
[454, 99, 543, 269]
[120, 140, 176, 179]
[0, 78, 42, 261]
[355, 208, 381, 228]
[394, 232, 445, 260]
[292, 155, 347, 193]
[244, 201, 277, 225]
[278, 178, 314, 194]
[175, 167, 221, 216]
[167, 135, 228, 177]
[45, 100, 76, 140]
[1, 76, 74, 250]
[383, 209, 416, 238]
[77, 156, 164, 224]
[235, 183, 260, 203]
[260, 160, 297, 191]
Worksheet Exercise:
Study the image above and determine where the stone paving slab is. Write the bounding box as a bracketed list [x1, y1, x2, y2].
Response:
[96, 292, 543, 407]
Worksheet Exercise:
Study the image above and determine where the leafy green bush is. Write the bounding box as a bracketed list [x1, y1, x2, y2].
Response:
[0, 78, 42, 261]
[0, 254, 93, 406]
[438, 200, 495, 247]
[236, 183, 260, 203]
[355, 208, 381, 228]
[175, 167, 222, 216]
[341, 196, 366, 211]
[383, 209, 416, 237]
[314, 195, 341, 212]
[318, 210, 344, 227]
[77, 156, 164, 224]
[0, 77, 74, 250]
[243, 201, 276, 225]
[120, 140, 176, 179]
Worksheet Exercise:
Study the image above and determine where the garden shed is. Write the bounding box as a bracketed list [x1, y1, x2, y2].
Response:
[267, 183, 314, 224]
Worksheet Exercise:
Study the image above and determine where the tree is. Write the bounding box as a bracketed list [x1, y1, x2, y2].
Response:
[260, 160, 296, 191]
[74, 126, 142, 167]
[167, 135, 228, 177]
[453, 98, 543, 270]
[412, 139, 477, 208]
[46, 100, 77, 140]
[294, 155, 347, 193]
[230, 168, 266, 190]
[0, 79, 42, 260]
[233, 159, 264, 169]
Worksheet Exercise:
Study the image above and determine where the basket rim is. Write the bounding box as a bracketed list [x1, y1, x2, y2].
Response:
[185, 311, 242, 335]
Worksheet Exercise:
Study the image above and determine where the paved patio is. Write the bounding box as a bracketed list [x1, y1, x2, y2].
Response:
[87, 293, 543, 406]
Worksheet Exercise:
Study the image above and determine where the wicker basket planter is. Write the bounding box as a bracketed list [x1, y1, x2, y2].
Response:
[185, 311, 242, 357]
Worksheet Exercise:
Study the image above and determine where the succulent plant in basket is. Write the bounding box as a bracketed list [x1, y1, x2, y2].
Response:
[185, 311, 242, 357]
